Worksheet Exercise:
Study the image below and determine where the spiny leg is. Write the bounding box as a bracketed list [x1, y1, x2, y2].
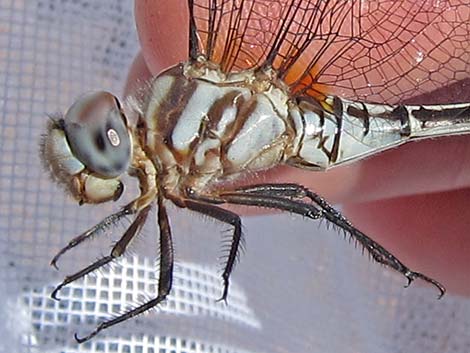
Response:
[219, 183, 446, 298]
[186, 191, 322, 301]
[51, 206, 150, 300]
[50, 204, 134, 269]
[75, 196, 174, 343]
[184, 198, 243, 302]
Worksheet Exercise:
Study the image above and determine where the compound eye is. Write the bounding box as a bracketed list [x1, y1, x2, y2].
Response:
[63, 92, 131, 178]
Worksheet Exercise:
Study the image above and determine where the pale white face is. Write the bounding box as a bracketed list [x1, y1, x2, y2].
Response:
[41, 91, 132, 204]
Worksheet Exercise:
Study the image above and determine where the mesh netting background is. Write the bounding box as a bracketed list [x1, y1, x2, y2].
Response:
[0, 1, 470, 352]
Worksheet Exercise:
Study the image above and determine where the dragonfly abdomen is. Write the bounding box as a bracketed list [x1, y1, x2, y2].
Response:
[287, 97, 470, 170]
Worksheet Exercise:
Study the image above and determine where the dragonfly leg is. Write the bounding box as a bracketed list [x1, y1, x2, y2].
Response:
[185, 189, 322, 301]
[74, 196, 174, 343]
[51, 206, 151, 301]
[50, 205, 134, 270]
[183, 198, 243, 302]
[50, 163, 157, 269]
[217, 183, 446, 299]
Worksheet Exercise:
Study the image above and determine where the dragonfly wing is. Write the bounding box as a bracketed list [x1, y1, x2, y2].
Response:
[189, 0, 469, 104]
[189, 0, 347, 73]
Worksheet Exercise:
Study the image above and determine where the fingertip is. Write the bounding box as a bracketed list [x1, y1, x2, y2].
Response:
[135, 0, 188, 75]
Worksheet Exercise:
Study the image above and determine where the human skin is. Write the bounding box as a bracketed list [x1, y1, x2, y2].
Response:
[129, 0, 470, 296]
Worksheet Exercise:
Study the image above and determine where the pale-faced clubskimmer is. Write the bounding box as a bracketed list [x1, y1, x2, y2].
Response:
[40, 0, 470, 342]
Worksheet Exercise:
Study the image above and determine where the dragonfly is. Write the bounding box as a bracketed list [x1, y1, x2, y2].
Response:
[41, 0, 470, 343]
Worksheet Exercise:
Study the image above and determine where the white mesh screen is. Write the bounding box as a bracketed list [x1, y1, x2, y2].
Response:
[1, 1, 470, 353]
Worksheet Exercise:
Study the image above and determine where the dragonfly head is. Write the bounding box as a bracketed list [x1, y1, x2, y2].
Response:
[41, 91, 132, 204]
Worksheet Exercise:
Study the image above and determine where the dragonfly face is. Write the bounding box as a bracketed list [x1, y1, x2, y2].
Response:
[42, 0, 469, 343]
[41, 91, 131, 204]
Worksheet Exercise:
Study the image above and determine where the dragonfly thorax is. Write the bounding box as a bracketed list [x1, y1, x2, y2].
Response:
[136, 62, 295, 194]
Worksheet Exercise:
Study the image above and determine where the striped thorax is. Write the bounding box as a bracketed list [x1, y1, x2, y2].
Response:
[136, 60, 294, 194]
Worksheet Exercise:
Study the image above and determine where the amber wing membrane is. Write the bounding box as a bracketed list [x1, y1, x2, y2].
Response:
[189, 0, 469, 104]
